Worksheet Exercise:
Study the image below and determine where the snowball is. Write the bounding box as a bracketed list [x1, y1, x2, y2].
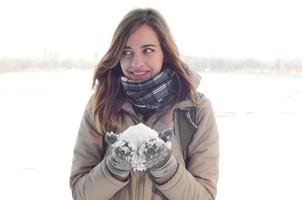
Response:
[119, 123, 159, 149]
[111, 123, 172, 171]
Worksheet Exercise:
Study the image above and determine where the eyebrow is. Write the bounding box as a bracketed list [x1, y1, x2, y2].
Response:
[124, 44, 157, 49]
[141, 44, 157, 48]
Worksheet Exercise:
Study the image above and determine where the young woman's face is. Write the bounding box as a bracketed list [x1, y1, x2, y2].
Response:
[120, 25, 164, 81]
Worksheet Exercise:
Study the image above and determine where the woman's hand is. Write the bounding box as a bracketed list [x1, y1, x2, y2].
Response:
[138, 129, 178, 184]
[139, 138, 172, 170]
[105, 133, 135, 179]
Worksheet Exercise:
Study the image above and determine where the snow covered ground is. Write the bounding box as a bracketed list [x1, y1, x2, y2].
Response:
[0, 70, 301, 199]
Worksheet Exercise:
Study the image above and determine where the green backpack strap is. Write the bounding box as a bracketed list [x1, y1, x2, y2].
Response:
[177, 108, 197, 164]
[177, 92, 204, 164]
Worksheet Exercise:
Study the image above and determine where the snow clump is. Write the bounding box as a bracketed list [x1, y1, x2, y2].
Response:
[107, 123, 172, 171]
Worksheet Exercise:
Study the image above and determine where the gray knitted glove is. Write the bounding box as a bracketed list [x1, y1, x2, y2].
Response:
[138, 129, 178, 184]
[139, 138, 172, 169]
[105, 132, 135, 179]
[138, 129, 174, 169]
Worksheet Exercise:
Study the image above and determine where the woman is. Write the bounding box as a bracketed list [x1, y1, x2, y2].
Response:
[70, 8, 219, 200]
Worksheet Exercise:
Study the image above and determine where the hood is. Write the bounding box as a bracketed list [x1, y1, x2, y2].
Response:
[191, 68, 202, 88]
[174, 68, 202, 109]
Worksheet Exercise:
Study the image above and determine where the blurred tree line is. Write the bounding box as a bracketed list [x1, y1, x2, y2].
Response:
[184, 56, 302, 73]
[1, 55, 302, 73]
[0, 57, 95, 73]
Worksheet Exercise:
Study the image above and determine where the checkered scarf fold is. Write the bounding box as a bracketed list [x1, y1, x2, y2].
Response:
[121, 67, 177, 112]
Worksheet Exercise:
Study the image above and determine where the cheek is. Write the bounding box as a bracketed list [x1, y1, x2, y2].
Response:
[153, 60, 164, 73]
[153, 53, 164, 73]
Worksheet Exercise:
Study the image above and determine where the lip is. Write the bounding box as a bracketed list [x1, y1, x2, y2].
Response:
[133, 71, 146, 75]
[131, 71, 150, 80]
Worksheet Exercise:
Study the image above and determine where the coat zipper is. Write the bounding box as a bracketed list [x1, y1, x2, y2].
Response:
[135, 172, 140, 200]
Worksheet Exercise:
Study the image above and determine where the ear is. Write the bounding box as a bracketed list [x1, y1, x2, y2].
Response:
[159, 128, 173, 142]
[105, 132, 119, 144]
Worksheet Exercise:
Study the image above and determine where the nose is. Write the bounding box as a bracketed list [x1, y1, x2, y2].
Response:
[129, 53, 145, 70]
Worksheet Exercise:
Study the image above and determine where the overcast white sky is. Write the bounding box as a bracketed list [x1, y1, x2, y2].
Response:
[1, 0, 301, 61]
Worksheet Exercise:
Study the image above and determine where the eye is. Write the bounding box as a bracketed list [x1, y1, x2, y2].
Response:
[143, 48, 154, 55]
[121, 49, 132, 58]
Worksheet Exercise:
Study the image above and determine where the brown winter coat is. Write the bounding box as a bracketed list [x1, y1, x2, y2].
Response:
[70, 95, 219, 200]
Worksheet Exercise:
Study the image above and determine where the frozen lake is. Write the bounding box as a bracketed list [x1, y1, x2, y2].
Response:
[0, 71, 301, 199]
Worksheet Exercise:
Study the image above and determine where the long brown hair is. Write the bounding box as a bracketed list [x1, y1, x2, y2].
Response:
[91, 8, 199, 134]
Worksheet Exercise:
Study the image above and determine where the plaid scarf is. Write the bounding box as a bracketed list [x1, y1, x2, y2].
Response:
[121, 67, 177, 113]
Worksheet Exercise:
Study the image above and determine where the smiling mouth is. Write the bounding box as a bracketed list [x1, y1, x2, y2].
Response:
[131, 71, 150, 80]
[132, 72, 147, 75]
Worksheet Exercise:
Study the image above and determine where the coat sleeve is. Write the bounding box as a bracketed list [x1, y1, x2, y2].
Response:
[69, 106, 129, 200]
[155, 99, 219, 200]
